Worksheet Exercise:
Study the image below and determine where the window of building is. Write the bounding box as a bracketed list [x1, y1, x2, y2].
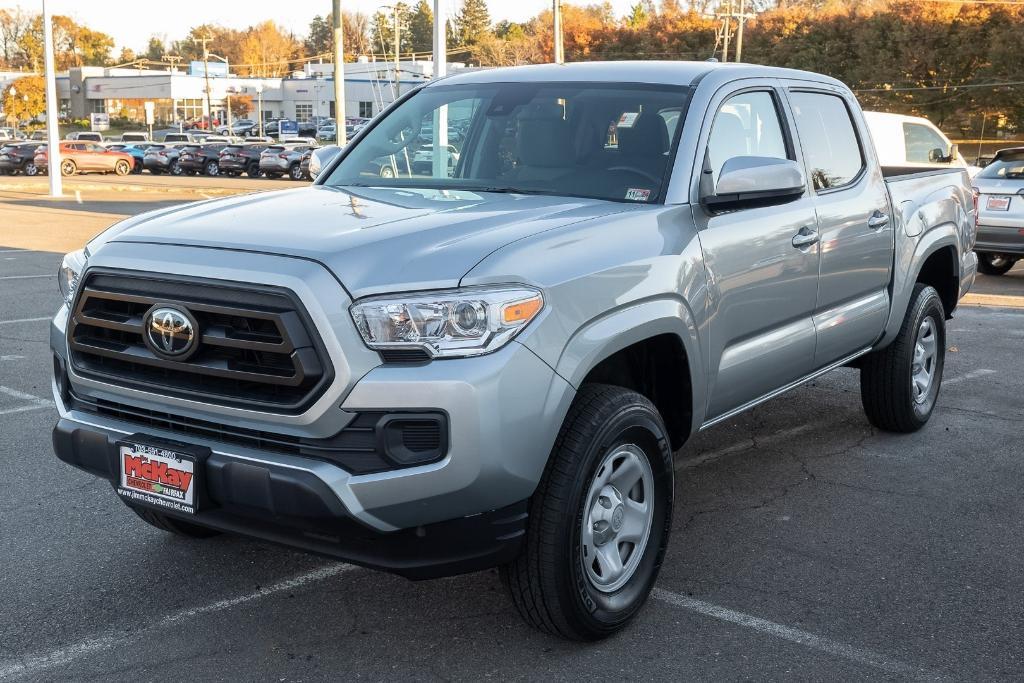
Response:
[359, 101, 374, 118]
[295, 103, 313, 122]
[89, 100, 106, 114]
[789, 91, 865, 191]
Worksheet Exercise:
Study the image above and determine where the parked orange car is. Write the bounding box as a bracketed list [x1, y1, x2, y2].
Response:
[34, 141, 133, 176]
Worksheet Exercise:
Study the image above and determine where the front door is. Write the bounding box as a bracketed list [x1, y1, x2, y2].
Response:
[783, 88, 893, 366]
[694, 86, 821, 421]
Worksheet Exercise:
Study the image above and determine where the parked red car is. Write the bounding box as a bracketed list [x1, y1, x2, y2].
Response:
[34, 141, 134, 176]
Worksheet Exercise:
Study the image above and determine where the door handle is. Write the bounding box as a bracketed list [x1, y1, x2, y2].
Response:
[867, 211, 890, 230]
[792, 227, 820, 248]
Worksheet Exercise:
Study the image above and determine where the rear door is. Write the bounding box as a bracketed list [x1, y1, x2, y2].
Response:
[692, 81, 822, 420]
[782, 86, 893, 366]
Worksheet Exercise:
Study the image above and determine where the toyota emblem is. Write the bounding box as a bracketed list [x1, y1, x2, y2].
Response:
[144, 305, 198, 360]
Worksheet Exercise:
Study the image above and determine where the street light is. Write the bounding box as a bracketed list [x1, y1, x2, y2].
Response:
[255, 83, 264, 137]
[42, 0, 61, 197]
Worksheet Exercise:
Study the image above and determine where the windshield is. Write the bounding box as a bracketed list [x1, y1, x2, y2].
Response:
[978, 157, 1024, 180]
[323, 81, 691, 204]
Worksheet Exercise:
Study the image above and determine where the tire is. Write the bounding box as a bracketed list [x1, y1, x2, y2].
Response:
[169, 161, 182, 176]
[977, 253, 1016, 276]
[130, 507, 221, 539]
[501, 384, 673, 640]
[114, 160, 130, 176]
[60, 159, 76, 176]
[205, 160, 219, 176]
[246, 162, 261, 178]
[860, 283, 946, 433]
[379, 165, 396, 178]
[23, 161, 37, 176]
[288, 162, 303, 180]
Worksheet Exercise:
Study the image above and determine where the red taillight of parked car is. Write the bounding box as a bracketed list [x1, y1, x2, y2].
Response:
[971, 186, 980, 231]
[278, 153, 289, 159]
[158, 151, 167, 157]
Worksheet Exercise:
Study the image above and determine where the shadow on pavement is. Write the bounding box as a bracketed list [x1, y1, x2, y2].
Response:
[5, 196, 196, 216]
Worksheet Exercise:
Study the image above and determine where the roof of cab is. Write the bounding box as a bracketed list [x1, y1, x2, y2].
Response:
[429, 60, 849, 90]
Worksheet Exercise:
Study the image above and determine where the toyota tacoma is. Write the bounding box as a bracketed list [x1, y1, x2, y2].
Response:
[51, 62, 977, 639]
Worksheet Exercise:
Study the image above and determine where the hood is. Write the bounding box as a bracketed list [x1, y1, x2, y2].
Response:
[101, 185, 630, 298]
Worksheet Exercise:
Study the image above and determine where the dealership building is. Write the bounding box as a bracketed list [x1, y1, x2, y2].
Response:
[2, 59, 471, 127]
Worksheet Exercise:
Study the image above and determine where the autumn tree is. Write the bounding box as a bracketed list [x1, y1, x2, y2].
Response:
[238, 21, 301, 77]
[230, 93, 254, 118]
[1, 75, 45, 124]
[144, 36, 165, 61]
[305, 12, 371, 59]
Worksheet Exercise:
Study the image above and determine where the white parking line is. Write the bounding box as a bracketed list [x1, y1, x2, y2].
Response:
[0, 249, 34, 254]
[943, 368, 997, 386]
[652, 588, 933, 677]
[0, 274, 50, 280]
[0, 355, 25, 361]
[0, 316, 51, 325]
[0, 563, 355, 680]
[0, 385, 54, 409]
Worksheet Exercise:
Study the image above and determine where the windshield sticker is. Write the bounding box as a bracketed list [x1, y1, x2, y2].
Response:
[618, 112, 640, 128]
[625, 188, 651, 202]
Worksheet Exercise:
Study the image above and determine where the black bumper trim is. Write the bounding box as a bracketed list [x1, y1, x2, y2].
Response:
[52, 418, 526, 580]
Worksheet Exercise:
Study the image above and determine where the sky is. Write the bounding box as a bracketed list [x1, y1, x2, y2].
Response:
[0, 0, 639, 54]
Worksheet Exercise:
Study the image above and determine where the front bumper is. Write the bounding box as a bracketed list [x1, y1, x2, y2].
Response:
[52, 415, 527, 579]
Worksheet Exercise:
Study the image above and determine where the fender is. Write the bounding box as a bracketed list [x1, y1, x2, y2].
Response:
[879, 221, 960, 349]
[553, 296, 708, 435]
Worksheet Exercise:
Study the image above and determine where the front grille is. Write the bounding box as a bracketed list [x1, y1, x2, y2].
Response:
[68, 391, 445, 474]
[68, 271, 332, 413]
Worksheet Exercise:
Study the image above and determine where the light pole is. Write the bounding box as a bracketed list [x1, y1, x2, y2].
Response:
[332, 0, 347, 145]
[553, 0, 564, 64]
[255, 83, 264, 138]
[432, 0, 447, 178]
[42, 0, 61, 197]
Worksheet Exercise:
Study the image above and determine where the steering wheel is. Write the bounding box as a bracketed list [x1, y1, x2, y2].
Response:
[607, 165, 662, 185]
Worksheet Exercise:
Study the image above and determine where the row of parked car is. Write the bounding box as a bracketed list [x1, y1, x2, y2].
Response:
[0, 137, 322, 181]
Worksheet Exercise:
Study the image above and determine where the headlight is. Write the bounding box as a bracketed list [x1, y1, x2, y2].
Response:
[58, 248, 87, 306]
[351, 286, 544, 358]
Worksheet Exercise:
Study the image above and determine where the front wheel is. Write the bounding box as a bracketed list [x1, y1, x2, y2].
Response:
[205, 160, 219, 176]
[977, 253, 1017, 276]
[501, 384, 673, 640]
[860, 283, 946, 432]
[114, 160, 130, 176]
[60, 159, 76, 176]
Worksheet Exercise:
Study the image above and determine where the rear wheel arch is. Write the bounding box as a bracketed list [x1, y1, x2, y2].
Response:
[914, 244, 959, 318]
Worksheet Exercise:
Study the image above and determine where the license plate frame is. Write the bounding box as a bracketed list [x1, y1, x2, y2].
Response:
[116, 435, 209, 515]
[986, 195, 1011, 212]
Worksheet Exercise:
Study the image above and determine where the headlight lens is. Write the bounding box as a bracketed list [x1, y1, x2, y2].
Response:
[58, 248, 87, 306]
[351, 286, 544, 358]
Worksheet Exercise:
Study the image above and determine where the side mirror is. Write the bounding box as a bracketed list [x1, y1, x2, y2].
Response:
[701, 156, 806, 211]
[309, 145, 341, 180]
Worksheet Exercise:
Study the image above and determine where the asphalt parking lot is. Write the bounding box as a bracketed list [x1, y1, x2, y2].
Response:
[1, 175, 1023, 680]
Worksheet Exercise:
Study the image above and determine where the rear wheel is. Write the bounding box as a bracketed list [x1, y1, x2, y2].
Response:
[246, 162, 261, 178]
[501, 384, 673, 640]
[977, 253, 1017, 276]
[169, 161, 182, 176]
[289, 162, 303, 180]
[379, 165, 396, 178]
[60, 159, 76, 176]
[204, 160, 219, 176]
[131, 507, 221, 539]
[113, 160, 130, 176]
[860, 283, 945, 432]
[23, 161, 37, 176]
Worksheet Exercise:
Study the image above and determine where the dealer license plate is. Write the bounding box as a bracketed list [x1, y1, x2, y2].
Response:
[986, 195, 1011, 211]
[117, 439, 202, 514]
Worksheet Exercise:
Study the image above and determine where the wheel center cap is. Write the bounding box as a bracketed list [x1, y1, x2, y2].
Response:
[611, 505, 624, 532]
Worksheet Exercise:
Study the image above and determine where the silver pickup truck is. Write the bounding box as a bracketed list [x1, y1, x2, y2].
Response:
[51, 62, 977, 640]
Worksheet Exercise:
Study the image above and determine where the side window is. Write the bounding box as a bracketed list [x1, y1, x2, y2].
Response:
[707, 91, 788, 185]
[903, 123, 949, 164]
[789, 91, 864, 190]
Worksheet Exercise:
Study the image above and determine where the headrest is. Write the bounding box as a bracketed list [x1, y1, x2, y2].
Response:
[517, 105, 574, 168]
[617, 112, 669, 158]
